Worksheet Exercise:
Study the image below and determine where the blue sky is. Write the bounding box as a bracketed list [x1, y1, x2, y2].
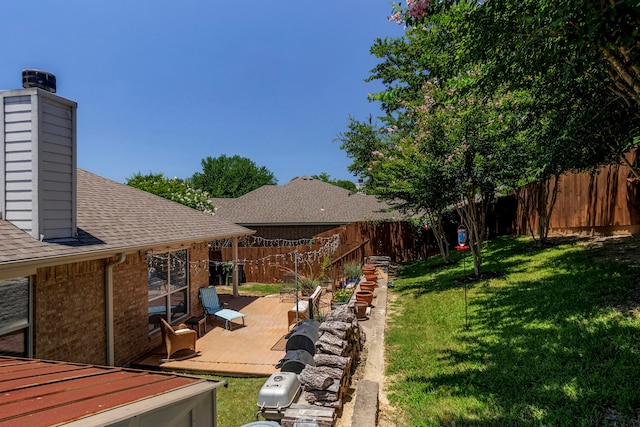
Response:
[0, 1, 404, 185]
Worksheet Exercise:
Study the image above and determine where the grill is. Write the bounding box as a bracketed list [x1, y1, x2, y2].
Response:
[257, 372, 301, 421]
[285, 319, 319, 356]
[276, 349, 315, 374]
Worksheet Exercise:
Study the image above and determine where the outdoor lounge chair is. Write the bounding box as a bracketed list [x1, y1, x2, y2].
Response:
[199, 287, 246, 330]
[159, 318, 197, 360]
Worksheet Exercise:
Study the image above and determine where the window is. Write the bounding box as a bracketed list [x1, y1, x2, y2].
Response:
[0, 277, 31, 357]
[148, 249, 189, 332]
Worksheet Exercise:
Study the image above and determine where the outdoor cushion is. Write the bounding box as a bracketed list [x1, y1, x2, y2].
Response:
[199, 287, 246, 330]
[288, 300, 309, 329]
[290, 301, 309, 312]
[159, 318, 197, 360]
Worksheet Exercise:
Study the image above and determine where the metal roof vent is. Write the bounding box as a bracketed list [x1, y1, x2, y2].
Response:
[22, 69, 56, 93]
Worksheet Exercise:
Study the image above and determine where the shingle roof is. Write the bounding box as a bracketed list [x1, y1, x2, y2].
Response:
[0, 169, 254, 266]
[211, 176, 406, 225]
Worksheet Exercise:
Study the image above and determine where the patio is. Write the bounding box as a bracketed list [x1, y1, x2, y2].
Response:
[133, 291, 329, 377]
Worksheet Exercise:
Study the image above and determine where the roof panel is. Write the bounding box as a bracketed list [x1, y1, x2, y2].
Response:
[0, 366, 105, 393]
[0, 357, 223, 426]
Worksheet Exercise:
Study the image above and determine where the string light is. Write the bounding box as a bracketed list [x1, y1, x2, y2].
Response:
[208, 234, 342, 277]
[209, 234, 340, 249]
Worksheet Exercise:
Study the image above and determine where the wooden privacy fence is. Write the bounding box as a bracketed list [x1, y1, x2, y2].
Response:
[493, 150, 640, 236]
[211, 221, 439, 284]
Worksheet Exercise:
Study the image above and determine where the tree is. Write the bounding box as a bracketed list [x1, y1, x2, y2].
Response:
[465, 0, 640, 114]
[341, 4, 533, 271]
[458, 1, 640, 244]
[365, 0, 639, 248]
[388, 1, 640, 111]
[395, 74, 528, 275]
[126, 172, 215, 213]
[311, 172, 357, 192]
[335, 116, 392, 194]
[190, 155, 276, 198]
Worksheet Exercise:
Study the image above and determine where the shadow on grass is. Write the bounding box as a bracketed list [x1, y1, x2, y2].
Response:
[389, 236, 640, 426]
[393, 237, 530, 298]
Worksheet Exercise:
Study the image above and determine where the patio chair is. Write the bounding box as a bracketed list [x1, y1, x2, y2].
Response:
[199, 287, 246, 330]
[159, 318, 197, 360]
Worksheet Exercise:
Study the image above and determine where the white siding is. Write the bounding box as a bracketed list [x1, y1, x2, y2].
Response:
[1, 89, 77, 240]
[2, 95, 34, 234]
[38, 94, 76, 240]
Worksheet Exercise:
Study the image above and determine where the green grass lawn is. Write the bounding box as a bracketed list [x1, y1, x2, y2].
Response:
[214, 376, 266, 426]
[216, 283, 283, 296]
[385, 236, 640, 426]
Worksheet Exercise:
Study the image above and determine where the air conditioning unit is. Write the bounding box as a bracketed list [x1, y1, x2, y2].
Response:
[22, 69, 56, 93]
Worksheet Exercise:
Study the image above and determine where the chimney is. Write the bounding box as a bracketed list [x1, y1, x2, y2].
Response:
[1, 70, 77, 241]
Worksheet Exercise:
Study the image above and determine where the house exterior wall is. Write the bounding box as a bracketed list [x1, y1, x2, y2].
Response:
[2, 94, 34, 229]
[32, 242, 211, 367]
[34, 259, 106, 365]
[37, 94, 77, 240]
[112, 252, 152, 366]
[188, 242, 210, 318]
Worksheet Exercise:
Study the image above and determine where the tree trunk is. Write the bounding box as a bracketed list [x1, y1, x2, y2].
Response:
[514, 186, 538, 242]
[427, 210, 450, 263]
[600, 45, 640, 112]
[535, 175, 560, 247]
[456, 185, 491, 277]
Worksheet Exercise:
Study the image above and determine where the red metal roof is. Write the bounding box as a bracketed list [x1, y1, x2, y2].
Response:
[0, 356, 222, 427]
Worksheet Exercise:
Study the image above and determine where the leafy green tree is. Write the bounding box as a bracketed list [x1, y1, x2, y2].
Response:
[341, 5, 532, 270]
[462, 0, 640, 114]
[380, 1, 639, 161]
[388, 74, 527, 275]
[335, 116, 391, 194]
[388, 0, 640, 111]
[453, 1, 640, 244]
[126, 172, 215, 213]
[311, 172, 357, 192]
[518, 68, 638, 245]
[362, 0, 639, 248]
[190, 155, 276, 198]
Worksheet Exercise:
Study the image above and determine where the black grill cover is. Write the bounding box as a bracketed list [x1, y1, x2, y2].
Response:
[285, 319, 320, 356]
[278, 349, 315, 374]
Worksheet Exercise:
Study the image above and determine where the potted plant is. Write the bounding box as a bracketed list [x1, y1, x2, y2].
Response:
[331, 288, 353, 309]
[343, 261, 362, 284]
[319, 255, 332, 288]
[359, 282, 376, 293]
[355, 289, 374, 306]
[298, 274, 320, 296]
[222, 262, 234, 285]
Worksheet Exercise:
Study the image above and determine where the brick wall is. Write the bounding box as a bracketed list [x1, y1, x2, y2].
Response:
[189, 242, 210, 318]
[34, 260, 106, 365]
[112, 252, 151, 366]
[33, 242, 212, 367]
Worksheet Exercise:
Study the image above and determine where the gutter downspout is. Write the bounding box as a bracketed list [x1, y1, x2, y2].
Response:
[105, 253, 126, 366]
